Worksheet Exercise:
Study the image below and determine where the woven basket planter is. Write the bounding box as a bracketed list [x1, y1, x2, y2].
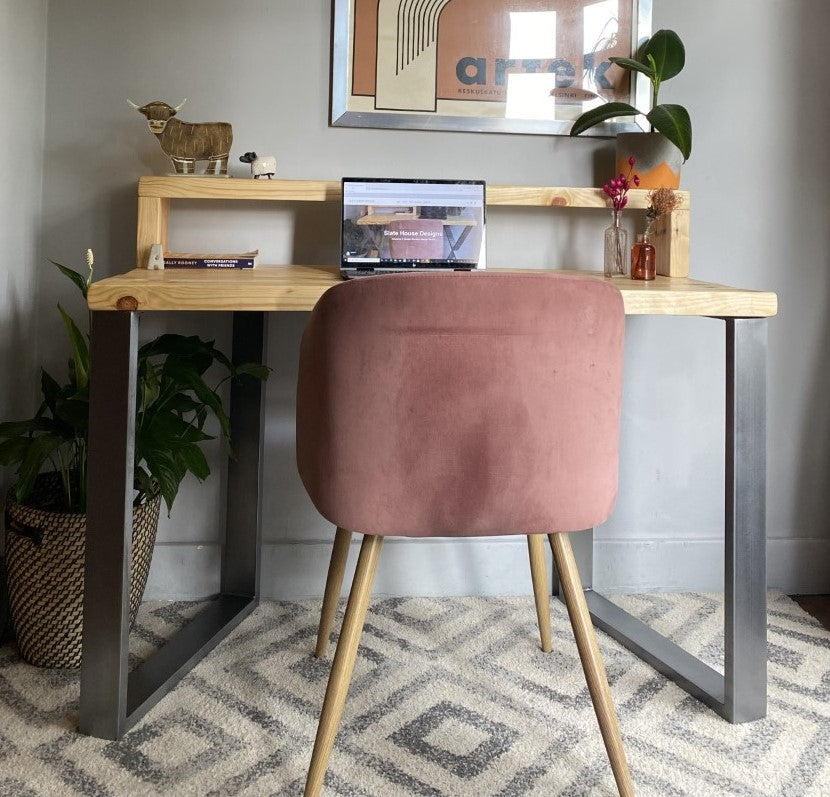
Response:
[4, 474, 160, 668]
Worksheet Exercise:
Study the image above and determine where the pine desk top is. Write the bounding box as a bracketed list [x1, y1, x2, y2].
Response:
[87, 266, 778, 317]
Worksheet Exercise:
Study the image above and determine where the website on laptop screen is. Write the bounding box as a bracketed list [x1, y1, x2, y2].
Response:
[341, 178, 486, 271]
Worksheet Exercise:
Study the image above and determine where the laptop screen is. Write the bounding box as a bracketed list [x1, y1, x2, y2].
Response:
[341, 178, 486, 273]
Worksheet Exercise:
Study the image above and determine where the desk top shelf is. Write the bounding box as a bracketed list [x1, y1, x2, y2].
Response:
[87, 266, 777, 318]
[138, 176, 689, 210]
[135, 176, 692, 279]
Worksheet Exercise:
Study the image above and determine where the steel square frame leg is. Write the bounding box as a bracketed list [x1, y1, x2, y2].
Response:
[223, 311, 268, 599]
[80, 311, 137, 739]
[80, 311, 267, 739]
[552, 317, 768, 724]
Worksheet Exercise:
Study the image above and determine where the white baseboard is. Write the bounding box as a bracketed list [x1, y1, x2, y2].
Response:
[145, 542, 221, 600]
[261, 538, 550, 599]
[595, 537, 830, 594]
[142, 536, 830, 601]
[767, 537, 830, 594]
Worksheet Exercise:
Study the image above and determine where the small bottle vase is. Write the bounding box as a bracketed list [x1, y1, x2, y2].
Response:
[604, 210, 628, 278]
[631, 233, 656, 280]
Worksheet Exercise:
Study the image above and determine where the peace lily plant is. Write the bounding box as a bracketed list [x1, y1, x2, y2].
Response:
[570, 29, 692, 162]
[0, 251, 269, 514]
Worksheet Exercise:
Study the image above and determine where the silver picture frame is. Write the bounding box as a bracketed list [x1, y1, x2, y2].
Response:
[331, 0, 652, 136]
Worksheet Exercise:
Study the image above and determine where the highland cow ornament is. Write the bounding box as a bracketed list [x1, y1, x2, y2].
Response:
[128, 99, 232, 176]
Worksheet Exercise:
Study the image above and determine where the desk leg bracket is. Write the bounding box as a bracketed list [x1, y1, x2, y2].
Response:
[80, 311, 267, 739]
[554, 318, 768, 724]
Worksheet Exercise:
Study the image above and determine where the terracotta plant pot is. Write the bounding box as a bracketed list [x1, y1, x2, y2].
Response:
[4, 473, 160, 668]
[615, 132, 682, 189]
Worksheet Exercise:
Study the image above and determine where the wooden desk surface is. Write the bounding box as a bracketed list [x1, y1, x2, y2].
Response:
[87, 266, 778, 317]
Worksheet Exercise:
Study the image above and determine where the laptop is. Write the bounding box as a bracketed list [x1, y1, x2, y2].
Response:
[340, 177, 486, 278]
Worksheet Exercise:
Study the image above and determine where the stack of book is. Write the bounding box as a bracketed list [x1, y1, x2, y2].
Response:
[162, 250, 259, 269]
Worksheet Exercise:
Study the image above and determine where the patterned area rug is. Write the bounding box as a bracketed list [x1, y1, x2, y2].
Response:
[0, 592, 828, 796]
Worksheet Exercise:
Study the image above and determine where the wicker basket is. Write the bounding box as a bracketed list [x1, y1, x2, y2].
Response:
[4, 474, 160, 668]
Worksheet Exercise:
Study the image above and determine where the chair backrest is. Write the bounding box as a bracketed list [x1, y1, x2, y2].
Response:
[296, 272, 625, 537]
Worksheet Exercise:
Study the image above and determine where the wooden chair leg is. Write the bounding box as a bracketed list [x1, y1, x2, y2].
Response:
[304, 534, 383, 797]
[549, 532, 634, 797]
[527, 534, 553, 652]
[315, 527, 353, 659]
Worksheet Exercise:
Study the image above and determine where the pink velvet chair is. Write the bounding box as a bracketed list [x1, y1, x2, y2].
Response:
[296, 272, 632, 796]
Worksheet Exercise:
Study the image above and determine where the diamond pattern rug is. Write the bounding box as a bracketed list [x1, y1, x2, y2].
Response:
[0, 592, 828, 796]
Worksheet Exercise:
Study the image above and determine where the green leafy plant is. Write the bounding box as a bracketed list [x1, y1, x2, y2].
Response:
[569, 29, 692, 162]
[0, 252, 269, 514]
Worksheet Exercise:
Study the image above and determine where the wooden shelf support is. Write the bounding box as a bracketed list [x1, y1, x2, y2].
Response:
[652, 207, 690, 279]
[136, 195, 169, 270]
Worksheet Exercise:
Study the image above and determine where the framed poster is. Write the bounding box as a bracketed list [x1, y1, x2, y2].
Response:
[331, 0, 652, 135]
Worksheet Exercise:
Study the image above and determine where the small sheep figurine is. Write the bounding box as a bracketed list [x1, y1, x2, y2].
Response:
[239, 151, 276, 179]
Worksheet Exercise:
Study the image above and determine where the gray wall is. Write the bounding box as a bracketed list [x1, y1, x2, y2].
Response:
[32, 0, 830, 597]
[0, 0, 48, 503]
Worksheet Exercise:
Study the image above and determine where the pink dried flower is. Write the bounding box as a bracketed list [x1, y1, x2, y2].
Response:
[602, 157, 639, 212]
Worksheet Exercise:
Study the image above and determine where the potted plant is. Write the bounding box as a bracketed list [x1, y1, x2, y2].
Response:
[0, 251, 268, 667]
[569, 29, 692, 188]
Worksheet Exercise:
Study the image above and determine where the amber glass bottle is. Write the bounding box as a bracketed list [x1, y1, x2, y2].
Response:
[631, 234, 656, 280]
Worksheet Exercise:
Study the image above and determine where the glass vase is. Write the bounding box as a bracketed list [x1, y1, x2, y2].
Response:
[604, 210, 628, 278]
[631, 233, 656, 280]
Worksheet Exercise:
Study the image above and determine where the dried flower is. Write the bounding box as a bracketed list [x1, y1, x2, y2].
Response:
[644, 188, 681, 235]
[602, 158, 639, 212]
[647, 187, 680, 220]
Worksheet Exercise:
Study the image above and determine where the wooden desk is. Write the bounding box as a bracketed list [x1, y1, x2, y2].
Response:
[80, 266, 776, 739]
[87, 265, 776, 316]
